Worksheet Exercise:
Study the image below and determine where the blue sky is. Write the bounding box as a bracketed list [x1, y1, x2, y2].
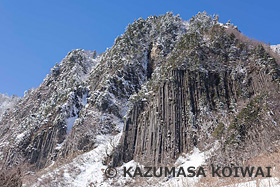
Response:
[0, 0, 279, 96]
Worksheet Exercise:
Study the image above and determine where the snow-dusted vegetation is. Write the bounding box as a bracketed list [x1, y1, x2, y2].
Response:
[1, 12, 280, 186]
[0, 93, 19, 121]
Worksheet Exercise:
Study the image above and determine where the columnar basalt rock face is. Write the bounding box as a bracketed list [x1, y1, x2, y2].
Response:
[114, 19, 280, 167]
[117, 69, 239, 166]
[118, 64, 280, 167]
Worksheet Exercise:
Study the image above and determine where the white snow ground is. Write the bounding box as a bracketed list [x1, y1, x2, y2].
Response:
[159, 141, 220, 187]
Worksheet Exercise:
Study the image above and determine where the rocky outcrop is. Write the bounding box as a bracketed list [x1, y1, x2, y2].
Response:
[0, 13, 189, 171]
[0, 49, 96, 169]
[1, 12, 280, 184]
[113, 18, 280, 168]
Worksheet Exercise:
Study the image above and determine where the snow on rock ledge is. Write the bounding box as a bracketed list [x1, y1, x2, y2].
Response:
[271, 44, 280, 55]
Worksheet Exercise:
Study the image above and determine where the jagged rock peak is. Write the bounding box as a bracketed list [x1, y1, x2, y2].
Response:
[49, 49, 97, 81]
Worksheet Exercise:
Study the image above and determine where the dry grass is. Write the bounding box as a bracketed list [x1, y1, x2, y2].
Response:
[198, 148, 280, 187]
[22, 152, 82, 187]
[0, 164, 23, 187]
[246, 147, 280, 179]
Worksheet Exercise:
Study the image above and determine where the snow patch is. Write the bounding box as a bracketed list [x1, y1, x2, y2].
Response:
[271, 44, 280, 55]
[161, 141, 220, 186]
[175, 147, 205, 169]
[15, 132, 26, 144]
[65, 116, 78, 134]
[81, 92, 88, 106]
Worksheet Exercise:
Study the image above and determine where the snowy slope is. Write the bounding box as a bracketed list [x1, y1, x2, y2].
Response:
[25, 116, 123, 187]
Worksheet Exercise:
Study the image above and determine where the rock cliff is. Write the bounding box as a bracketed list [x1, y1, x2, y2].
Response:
[0, 12, 280, 186]
[113, 13, 280, 168]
